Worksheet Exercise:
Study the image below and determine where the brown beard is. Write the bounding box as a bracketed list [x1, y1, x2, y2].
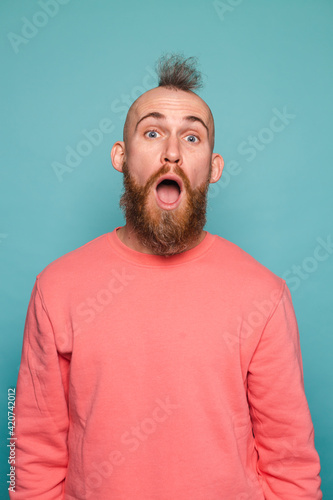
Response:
[119, 162, 211, 256]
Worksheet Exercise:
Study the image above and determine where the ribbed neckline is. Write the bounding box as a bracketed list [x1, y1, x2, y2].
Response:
[106, 227, 216, 267]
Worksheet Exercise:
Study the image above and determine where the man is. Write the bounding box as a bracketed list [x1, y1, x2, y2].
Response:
[12, 55, 322, 499]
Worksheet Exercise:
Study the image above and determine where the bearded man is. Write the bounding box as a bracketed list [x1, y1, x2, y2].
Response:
[12, 55, 322, 499]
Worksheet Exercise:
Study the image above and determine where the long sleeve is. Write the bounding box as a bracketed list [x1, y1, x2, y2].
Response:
[10, 278, 69, 499]
[8, 231, 324, 498]
[247, 283, 322, 499]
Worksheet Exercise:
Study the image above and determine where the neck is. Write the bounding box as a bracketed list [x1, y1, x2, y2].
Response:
[116, 223, 206, 255]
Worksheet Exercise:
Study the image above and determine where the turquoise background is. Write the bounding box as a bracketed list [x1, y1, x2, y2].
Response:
[1, 0, 332, 496]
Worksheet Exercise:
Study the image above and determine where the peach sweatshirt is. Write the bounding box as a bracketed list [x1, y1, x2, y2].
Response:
[11, 229, 322, 499]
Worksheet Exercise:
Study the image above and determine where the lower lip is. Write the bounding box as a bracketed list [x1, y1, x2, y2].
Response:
[154, 190, 183, 210]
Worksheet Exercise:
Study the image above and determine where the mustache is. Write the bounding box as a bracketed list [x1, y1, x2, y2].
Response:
[120, 160, 209, 256]
[143, 164, 191, 195]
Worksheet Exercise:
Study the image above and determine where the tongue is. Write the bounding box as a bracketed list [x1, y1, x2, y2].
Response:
[156, 183, 180, 204]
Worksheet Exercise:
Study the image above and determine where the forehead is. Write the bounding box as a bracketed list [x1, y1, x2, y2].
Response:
[132, 87, 212, 125]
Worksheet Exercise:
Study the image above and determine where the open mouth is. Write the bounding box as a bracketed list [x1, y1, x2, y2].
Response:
[156, 179, 181, 204]
[155, 176, 183, 208]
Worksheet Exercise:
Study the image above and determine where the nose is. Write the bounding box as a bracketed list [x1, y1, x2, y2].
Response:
[161, 135, 182, 165]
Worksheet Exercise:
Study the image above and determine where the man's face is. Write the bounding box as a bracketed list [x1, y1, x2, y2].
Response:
[112, 87, 223, 255]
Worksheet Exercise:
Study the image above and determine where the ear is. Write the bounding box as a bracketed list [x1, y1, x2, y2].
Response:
[111, 141, 126, 172]
[209, 153, 224, 183]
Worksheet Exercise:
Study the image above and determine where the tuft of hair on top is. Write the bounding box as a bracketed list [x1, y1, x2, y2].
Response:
[157, 53, 203, 92]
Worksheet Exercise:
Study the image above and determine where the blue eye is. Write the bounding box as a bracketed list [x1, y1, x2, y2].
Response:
[185, 135, 198, 143]
[146, 130, 160, 139]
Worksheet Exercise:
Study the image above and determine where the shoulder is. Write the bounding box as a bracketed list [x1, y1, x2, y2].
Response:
[36, 233, 110, 291]
[208, 233, 285, 295]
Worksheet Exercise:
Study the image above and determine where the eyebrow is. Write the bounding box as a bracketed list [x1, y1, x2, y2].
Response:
[135, 112, 210, 137]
